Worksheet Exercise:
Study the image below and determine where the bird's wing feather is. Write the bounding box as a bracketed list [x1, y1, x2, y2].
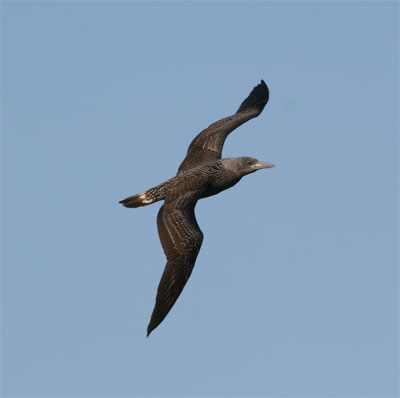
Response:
[147, 191, 204, 336]
[177, 80, 269, 173]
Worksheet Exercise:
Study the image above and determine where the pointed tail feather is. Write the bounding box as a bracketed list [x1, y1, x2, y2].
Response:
[119, 178, 173, 208]
[119, 192, 154, 208]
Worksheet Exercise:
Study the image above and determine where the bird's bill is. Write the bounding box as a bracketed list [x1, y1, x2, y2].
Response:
[252, 161, 275, 170]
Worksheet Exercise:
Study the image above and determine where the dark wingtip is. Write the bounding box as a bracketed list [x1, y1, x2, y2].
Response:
[236, 80, 269, 114]
[147, 324, 154, 337]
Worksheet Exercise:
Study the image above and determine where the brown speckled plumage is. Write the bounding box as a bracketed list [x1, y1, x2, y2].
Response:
[119, 80, 274, 336]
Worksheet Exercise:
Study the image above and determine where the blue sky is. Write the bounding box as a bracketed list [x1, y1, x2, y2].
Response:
[1, 1, 398, 397]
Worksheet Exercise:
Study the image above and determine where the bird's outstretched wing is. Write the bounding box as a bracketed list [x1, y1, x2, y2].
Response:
[177, 80, 269, 173]
[147, 191, 204, 336]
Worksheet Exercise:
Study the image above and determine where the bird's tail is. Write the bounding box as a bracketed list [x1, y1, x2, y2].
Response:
[119, 179, 172, 208]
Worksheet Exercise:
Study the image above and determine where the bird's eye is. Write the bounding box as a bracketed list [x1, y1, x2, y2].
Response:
[247, 160, 253, 165]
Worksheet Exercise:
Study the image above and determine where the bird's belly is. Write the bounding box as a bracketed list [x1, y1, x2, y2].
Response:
[200, 187, 223, 199]
[200, 179, 239, 199]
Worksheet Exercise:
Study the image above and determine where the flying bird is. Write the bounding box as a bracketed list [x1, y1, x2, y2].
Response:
[120, 80, 274, 336]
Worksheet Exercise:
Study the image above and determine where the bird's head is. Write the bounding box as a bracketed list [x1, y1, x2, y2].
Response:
[222, 157, 275, 177]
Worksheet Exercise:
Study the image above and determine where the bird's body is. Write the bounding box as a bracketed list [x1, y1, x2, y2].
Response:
[120, 80, 274, 336]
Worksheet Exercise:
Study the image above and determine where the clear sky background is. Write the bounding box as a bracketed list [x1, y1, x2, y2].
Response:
[1, 1, 398, 397]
